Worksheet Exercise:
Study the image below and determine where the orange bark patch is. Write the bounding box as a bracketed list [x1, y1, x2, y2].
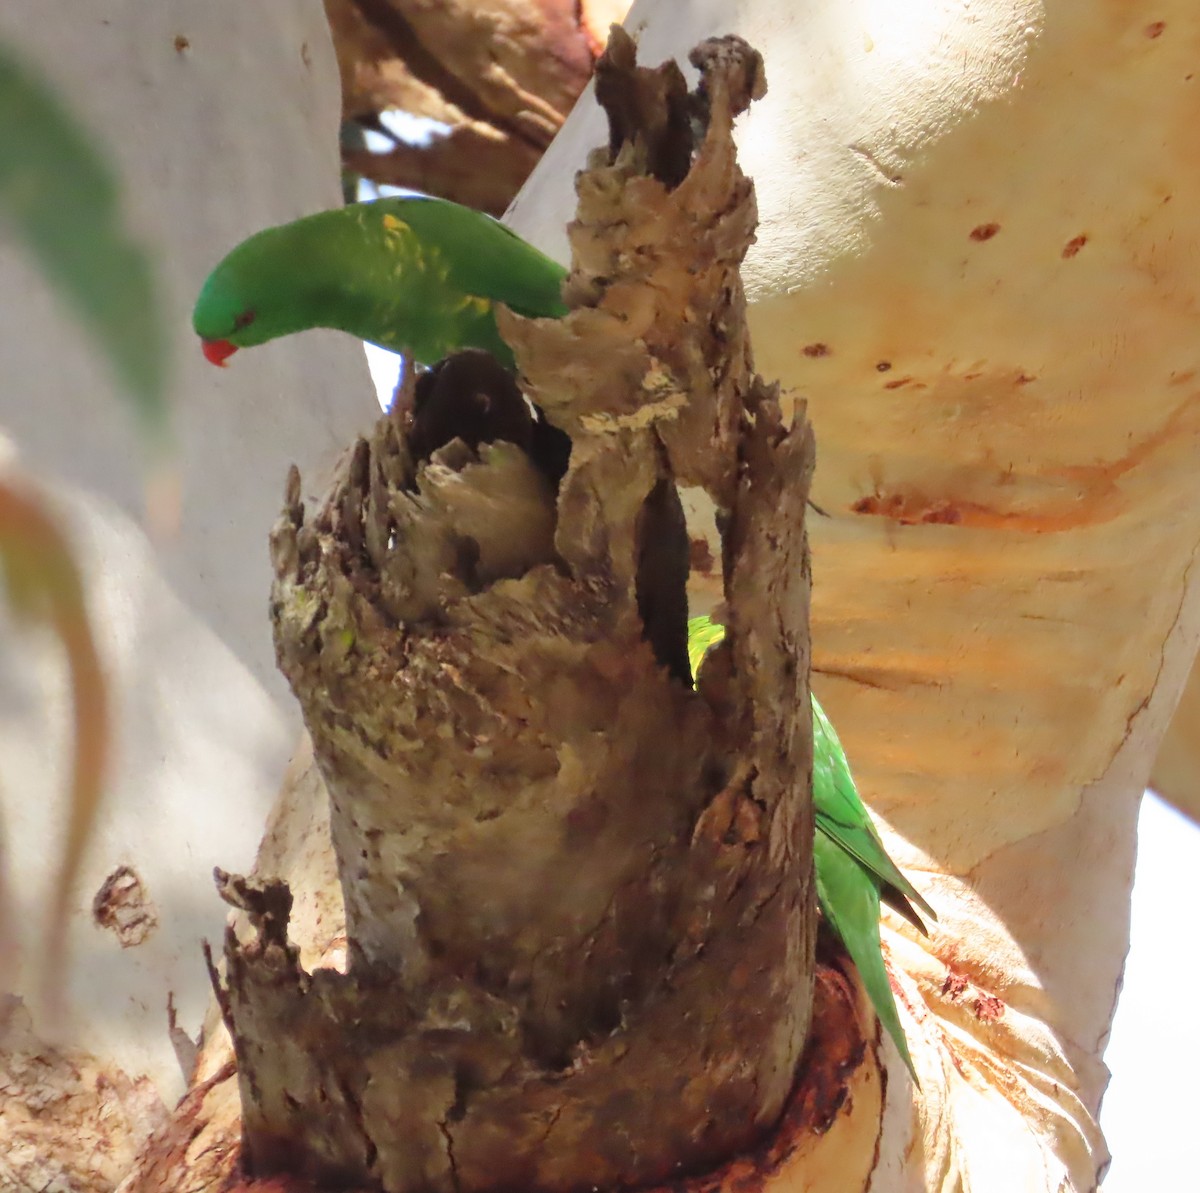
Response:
[851, 492, 962, 526]
[850, 392, 1200, 532]
[941, 971, 969, 1000]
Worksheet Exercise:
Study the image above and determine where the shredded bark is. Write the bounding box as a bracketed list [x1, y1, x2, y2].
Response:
[0, 998, 167, 1193]
[212, 30, 815, 1193]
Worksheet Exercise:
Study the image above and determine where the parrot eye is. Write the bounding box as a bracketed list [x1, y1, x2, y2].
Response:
[233, 309, 256, 331]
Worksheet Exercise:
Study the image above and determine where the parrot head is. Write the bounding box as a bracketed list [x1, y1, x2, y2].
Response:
[192, 245, 279, 367]
[192, 217, 348, 367]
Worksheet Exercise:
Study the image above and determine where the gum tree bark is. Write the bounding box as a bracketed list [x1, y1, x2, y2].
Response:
[12, 3, 1194, 1191]
[1150, 662, 1200, 821]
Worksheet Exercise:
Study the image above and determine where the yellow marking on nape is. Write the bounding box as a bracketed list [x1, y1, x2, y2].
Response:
[381, 213, 412, 235]
[455, 294, 492, 315]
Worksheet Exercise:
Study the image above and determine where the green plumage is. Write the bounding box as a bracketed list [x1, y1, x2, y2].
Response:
[193, 196, 569, 369]
[688, 616, 934, 1078]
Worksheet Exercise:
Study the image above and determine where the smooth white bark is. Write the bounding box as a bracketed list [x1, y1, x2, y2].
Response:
[0, 1, 373, 1101]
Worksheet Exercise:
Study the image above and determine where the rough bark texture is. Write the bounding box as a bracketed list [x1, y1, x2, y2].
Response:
[325, 0, 630, 212]
[190, 32, 816, 1193]
[0, 997, 166, 1193]
[125, 757, 897, 1193]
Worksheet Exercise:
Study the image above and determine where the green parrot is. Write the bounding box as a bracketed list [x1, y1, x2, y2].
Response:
[687, 615, 934, 1078]
[193, 195, 568, 370]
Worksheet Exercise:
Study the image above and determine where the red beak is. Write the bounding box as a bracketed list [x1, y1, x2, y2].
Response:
[201, 338, 238, 367]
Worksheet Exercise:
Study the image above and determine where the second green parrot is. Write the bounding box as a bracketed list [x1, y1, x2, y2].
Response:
[688, 615, 934, 1078]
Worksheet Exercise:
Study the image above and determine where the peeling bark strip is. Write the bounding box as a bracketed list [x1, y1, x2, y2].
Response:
[326, 0, 603, 213]
[216, 31, 816, 1193]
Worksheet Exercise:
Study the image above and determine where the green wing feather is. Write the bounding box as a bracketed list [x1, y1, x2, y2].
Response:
[390, 196, 568, 320]
[811, 697, 935, 929]
[687, 615, 933, 1078]
[685, 613, 728, 679]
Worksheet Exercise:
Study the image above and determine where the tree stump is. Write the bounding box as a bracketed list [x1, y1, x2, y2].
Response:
[213, 30, 817, 1193]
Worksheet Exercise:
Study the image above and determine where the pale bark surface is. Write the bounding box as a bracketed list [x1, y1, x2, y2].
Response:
[1150, 658, 1200, 821]
[0, 1, 375, 1186]
[7, 2, 1196, 1191]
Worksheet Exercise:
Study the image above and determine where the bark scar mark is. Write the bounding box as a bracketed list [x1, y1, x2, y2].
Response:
[853, 393, 1200, 534]
[92, 864, 158, 947]
[847, 143, 905, 186]
[438, 1116, 461, 1193]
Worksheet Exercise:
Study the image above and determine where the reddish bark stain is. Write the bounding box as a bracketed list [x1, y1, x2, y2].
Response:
[883, 376, 914, 390]
[689, 537, 715, 575]
[644, 965, 871, 1193]
[851, 493, 961, 526]
[942, 972, 969, 1000]
[922, 504, 962, 525]
[969, 223, 1001, 242]
[1061, 234, 1089, 259]
[1144, 20, 1166, 39]
[1015, 372, 1037, 385]
[802, 342, 830, 358]
[849, 395, 1200, 534]
[173, 34, 189, 53]
[973, 994, 1006, 1022]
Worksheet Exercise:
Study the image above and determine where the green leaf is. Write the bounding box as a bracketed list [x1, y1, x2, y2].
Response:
[0, 476, 109, 1013]
[0, 44, 169, 442]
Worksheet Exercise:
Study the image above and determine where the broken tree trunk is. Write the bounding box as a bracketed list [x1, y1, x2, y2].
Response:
[175, 32, 816, 1193]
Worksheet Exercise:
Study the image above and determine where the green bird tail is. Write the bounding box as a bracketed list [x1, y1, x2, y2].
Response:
[814, 832, 920, 1080]
[811, 697, 936, 932]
